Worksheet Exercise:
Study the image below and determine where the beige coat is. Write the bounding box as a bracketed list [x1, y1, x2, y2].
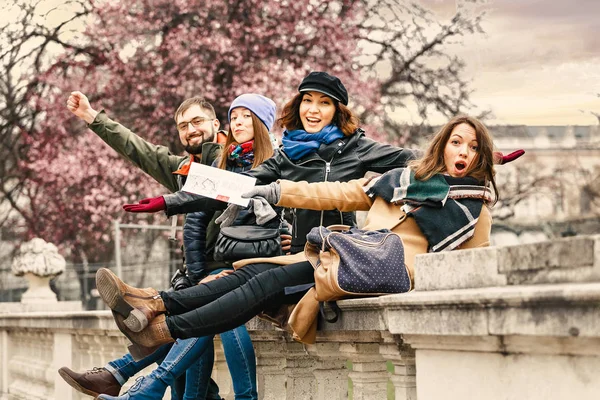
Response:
[234, 178, 492, 343]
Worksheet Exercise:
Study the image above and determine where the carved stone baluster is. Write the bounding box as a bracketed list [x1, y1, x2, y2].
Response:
[53, 332, 74, 400]
[284, 341, 316, 399]
[1, 330, 9, 397]
[341, 342, 388, 400]
[307, 342, 350, 400]
[253, 340, 287, 400]
[380, 333, 416, 400]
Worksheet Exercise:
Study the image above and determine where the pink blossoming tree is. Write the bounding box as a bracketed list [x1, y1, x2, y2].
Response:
[1, 0, 484, 304]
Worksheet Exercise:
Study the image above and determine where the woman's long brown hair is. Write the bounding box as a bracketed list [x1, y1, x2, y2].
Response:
[218, 113, 274, 170]
[409, 115, 499, 202]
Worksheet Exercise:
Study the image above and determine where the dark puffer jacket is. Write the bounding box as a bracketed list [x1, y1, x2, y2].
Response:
[164, 129, 418, 253]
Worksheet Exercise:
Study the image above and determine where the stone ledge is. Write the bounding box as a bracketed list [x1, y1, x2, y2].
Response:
[0, 301, 82, 314]
[403, 334, 600, 356]
[414, 235, 600, 291]
[317, 283, 600, 340]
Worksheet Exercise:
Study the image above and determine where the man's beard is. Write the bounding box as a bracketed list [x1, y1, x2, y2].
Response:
[184, 129, 216, 155]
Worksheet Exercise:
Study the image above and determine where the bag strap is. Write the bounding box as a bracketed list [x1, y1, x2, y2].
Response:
[325, 224, 351, 232]
[319, 226, 327, 252]
[319, 301, 342, 323]
[318, 224, 351, 251]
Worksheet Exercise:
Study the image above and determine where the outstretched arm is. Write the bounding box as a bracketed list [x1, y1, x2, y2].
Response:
[163, 191, 227, 216]
[275, 179, 372, 212]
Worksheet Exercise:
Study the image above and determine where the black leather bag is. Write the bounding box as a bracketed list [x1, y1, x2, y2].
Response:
[214, 225, 282, 261]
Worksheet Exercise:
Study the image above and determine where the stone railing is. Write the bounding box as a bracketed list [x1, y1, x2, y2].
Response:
[1, 235, 600, 400]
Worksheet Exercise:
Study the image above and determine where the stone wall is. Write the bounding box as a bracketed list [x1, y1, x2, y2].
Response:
[1, 235, 599, 399]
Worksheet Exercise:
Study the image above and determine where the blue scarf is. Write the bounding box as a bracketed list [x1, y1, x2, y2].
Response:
[281, 125, 345, 161]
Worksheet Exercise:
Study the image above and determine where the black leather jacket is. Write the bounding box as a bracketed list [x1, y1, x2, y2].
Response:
[164, 129, 418, 253]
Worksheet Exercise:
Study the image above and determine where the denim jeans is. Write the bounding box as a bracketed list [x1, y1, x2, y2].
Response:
[106, 333, 256, 399]
[148, 328, 257, 400]
[171, 328, 257, 400]
[105, 343, 172, 386]
[219, 325, 257, 400]
[105, 341, 221, 399]
[117, 331, 256, 400]
[182, 268, 258, 399]
[182, 268, 257, 399]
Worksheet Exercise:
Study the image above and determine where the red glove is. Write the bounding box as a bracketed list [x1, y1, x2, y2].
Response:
[123, 196, 166, 213]
[493, 150, 525, 165]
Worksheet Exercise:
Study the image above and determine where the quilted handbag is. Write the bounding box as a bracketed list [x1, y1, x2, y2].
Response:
[214, 225, 282, 261]
[305, 225, 412, 302]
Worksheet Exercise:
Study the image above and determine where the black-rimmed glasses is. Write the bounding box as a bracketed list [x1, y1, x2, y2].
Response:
[177, 117, 211, 133]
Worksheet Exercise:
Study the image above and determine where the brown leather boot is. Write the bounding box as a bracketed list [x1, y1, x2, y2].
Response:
[112, 311, 175, 361]
[58, 366, 121, 397]
[96, 268, 166, 332]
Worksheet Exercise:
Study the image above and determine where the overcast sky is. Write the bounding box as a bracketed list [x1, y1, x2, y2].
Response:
[3, 0, 598, 126]
[419, 0, 600, 125]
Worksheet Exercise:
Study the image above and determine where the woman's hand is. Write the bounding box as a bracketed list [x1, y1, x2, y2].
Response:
[198, 269, 235, 284]
[280, 234, 292, 255]
[123, 196, 166, 213]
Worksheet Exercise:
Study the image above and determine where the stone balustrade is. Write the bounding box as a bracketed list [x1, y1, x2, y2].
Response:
[1, 235, 600, 399]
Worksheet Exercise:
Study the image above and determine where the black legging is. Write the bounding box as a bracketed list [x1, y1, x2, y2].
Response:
[161, 261, 314, 339]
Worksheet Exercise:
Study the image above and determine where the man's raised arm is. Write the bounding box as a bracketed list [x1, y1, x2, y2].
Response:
[66, 91, 183, 192]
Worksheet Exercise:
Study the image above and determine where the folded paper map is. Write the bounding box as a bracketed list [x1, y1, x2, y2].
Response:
[181, 162, 256, 207]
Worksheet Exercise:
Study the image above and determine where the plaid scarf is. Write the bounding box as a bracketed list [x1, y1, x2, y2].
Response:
[366, 168, 494, 252]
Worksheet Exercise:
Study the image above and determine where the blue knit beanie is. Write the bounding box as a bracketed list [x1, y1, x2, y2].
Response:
[228, 94, 277, 131]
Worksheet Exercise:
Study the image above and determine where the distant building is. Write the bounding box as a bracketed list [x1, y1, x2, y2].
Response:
[488, 125, 600, 245]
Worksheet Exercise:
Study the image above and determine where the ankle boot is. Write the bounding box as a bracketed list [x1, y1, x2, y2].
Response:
[96, 268, 166, 332]
[112, 311, 175, 361]
[95, 376, 167, 399]
[58, 366, 121, 397]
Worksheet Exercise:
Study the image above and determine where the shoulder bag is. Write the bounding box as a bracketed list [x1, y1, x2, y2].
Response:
[214, 225, 282, 261]
[305, 225, 412, 303]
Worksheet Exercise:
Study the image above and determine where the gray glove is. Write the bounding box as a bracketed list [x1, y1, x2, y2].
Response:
[242, 182, 281, 205]
[214, 197, 277, 228]
[248, 197, 277, 225]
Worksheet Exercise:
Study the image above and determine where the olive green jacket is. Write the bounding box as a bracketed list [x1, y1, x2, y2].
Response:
[88, 111, 221, 192]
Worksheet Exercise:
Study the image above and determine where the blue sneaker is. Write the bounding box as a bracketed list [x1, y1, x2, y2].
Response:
[95, 376, 167, 399]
